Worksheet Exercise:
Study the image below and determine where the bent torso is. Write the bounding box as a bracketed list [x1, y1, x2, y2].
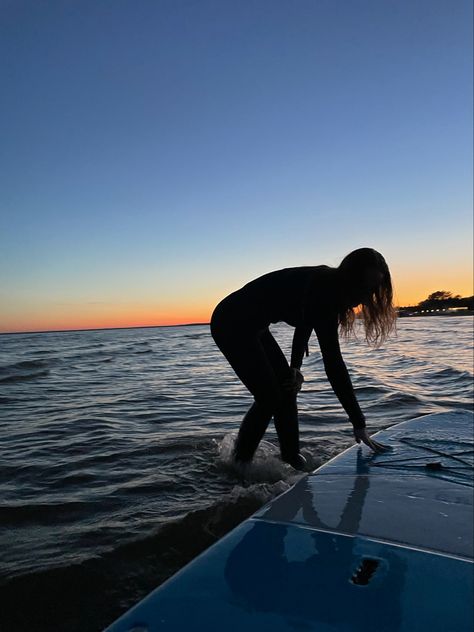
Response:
[211, 266, 339, 334]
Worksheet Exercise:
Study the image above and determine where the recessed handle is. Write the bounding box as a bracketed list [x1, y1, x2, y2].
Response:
[351, 557, 381, 585]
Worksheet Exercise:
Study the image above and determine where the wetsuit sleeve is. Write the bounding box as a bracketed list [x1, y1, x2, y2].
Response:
[290, 325, 312, 370]
[313, 315, 366, 429]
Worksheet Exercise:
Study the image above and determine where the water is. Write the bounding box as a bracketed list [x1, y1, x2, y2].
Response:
[0, 317, 472, 631]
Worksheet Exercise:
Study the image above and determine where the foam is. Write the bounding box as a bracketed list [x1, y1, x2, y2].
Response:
[215, 432, 319, 484]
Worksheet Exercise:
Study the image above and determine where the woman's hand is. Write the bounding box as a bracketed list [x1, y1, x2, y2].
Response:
[283, 368, 304, 394]
[353, 427, 391, 453]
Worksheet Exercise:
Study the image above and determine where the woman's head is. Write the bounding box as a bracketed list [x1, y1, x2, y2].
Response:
[337, 248, 396, 346]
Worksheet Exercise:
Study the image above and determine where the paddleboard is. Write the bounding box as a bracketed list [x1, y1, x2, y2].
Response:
[104, 409, 474, 632]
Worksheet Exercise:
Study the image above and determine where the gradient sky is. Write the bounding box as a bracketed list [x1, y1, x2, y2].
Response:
[1, 0, 472, 333]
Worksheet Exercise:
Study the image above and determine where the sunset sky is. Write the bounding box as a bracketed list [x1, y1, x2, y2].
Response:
[1, 0, 472, 333]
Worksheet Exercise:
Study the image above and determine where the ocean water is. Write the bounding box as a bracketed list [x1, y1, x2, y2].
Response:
[0, 317, 472, 631]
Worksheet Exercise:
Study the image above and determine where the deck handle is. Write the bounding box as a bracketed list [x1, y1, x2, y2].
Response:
[351, 558, 381, 586]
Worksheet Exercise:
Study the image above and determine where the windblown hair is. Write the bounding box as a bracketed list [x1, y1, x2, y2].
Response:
[338, 248, 397, 346]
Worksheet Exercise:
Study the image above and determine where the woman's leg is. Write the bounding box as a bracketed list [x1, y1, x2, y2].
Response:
[259, 330, 300, 461]
[211, 329, 283, 462]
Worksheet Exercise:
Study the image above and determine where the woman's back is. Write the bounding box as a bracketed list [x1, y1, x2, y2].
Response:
[219, 265, 334, 329]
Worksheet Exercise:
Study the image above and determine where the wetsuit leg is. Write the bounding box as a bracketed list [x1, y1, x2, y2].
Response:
[259, 330, 300, 461]
[211, 328, 283, 462]
[234, 401, 272, 461]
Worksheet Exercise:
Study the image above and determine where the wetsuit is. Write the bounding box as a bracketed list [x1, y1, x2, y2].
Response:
[210, 266, 366, 464]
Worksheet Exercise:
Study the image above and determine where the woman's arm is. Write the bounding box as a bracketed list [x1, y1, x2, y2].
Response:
[313, 315, 366, 428]
[290, 325, 312, 370]
[281, 325, 312, 394]
[314, 314, 390, 452]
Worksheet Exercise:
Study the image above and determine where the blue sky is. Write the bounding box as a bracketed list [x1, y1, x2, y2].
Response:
[1, 0, 472, 330]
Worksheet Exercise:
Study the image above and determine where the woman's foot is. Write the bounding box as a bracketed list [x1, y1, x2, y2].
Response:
[282, 453, 308, 471]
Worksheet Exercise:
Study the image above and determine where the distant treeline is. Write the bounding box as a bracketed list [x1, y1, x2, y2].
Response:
[398, 291, 474, 312]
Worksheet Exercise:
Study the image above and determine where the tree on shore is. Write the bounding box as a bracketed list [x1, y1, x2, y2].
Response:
[398, 292, 473, 312]
[416, 291, 472, 310]
[426, 291, 460, 302]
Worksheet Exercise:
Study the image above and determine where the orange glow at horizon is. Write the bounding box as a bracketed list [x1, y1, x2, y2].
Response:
[1, 273, 472, 334]
[391, 265, 473, 308]
[0, 304, 214, 334]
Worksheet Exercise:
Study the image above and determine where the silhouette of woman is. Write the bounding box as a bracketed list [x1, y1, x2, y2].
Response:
[210, 248, 396, 470]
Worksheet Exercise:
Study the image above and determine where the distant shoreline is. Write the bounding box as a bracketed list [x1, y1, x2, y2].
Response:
[0, 322, 210, 336]
[398, 310, 474, 318]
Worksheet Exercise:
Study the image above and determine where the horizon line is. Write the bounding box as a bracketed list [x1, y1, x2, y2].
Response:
[0, 322, 210, 336]
[2, 296, 472, 336]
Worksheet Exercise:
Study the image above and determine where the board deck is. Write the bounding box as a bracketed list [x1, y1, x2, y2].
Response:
[104, 410, 474, 632]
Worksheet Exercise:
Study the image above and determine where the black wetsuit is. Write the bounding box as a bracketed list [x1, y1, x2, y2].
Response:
[210, 266, 365, 463]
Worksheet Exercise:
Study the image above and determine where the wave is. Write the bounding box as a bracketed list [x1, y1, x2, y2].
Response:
[0, 500, 94, 526]
[0, 359, 57, 383]
[182, 332, 207, 339]
[0, 370, 50, 384]
[67, 349, 117, 361]
[30, 349, 55, 355]
[123, 341, 153, 354]
[429, 367, 473, 381]
[355, 385, 389, 394]
[0, 359, 52, 373]
[381, 391, 425, 406]
[114, 481, 290, 560]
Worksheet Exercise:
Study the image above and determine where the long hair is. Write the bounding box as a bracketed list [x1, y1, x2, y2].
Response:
[338, 248, 397, 346]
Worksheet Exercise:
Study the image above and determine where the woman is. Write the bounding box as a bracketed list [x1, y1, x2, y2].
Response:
[210, 248, 397, 470]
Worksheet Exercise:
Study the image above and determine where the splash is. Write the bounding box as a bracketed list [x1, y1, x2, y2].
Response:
[215, 432, 319, 484]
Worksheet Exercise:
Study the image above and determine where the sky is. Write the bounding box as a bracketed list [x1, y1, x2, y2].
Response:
[1, 0, 472, 333]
